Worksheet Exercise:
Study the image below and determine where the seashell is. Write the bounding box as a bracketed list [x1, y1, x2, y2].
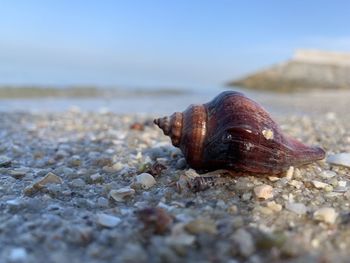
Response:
[188, 176, 217, 192]
[154, 91, 325, 174]
[326, 152, 350, 168]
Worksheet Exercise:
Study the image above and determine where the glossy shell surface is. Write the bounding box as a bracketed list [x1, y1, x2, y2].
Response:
[154, 91, 325, 174]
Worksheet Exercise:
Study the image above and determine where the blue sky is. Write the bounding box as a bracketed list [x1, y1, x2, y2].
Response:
[0, 0, 350, 88]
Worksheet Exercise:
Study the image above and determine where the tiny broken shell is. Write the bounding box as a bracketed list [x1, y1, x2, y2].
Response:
[188, 177, 218, 192]
[136, 207, 173, 234]
[109, 187, 135, 202]
[24, 172, 63, 196]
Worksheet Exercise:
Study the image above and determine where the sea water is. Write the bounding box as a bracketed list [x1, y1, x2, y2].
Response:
[0, 86, 256, 115]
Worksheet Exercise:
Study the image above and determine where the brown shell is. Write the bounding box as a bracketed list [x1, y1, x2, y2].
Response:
[154, 91, 325, 174]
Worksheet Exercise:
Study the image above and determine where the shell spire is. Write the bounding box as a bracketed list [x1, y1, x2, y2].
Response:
[154, 112, 183, 147]
[154, 116, 171, 136]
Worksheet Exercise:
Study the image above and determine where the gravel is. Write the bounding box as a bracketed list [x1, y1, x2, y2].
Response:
[1, 109, 350, 262]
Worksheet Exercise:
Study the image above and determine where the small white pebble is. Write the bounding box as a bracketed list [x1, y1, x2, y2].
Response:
[165, 223, 195, 246]
[232, 229, 255, 257]
[325, 112, 336, 120]
[319, 170, 336, 179]
[242, 192, 252, 201]
[112, 162, 124, 172]
[268, 176, 280, 182]
[135, 151, 142, 160]
[254, 184, 273, 200]
[312, 180, 329, 189]
[109, 187, 135, 202]
[285, 202, 307, 215]
[338, 181, 347, 187]
[288, 193, 295, 203]
[285, 166, 294, 180]
[266, 201, 282, 212]
[135, 173, 156, 189]
[70, 178, 86, 188]
[8, 248, 27, 261]
[324, 185, 334, 192]
[294, 168, 302, 179]
[90, 173, 103, 181]
[288, 180, 303, 189]
[311, 239, 320, 248]
[96, 213, 121, 228]
[313, 207, 338, 224]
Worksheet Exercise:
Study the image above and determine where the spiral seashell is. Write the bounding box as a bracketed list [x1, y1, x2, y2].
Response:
[154, 91, 325, 174]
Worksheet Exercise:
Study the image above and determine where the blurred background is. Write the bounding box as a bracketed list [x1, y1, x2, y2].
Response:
[1, 0, 350, 114]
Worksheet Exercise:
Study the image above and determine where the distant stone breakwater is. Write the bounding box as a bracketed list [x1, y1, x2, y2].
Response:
[229, 49, 350, 92]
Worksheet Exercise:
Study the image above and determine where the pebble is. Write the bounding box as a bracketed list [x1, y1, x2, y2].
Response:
[268, 176, 280, 182]
[68, 155, 81, 167]
[288, 180, 303, 189]
[0, 155, 11, 167]
[70, 178, 86, 188]
[8, 247, 27, 262]
[242, 192, 252, 201]
[339, 181, 347, 187]
[96, 213, 121, 228]
[333, 186, 347, 193]
[166, 223, 195, 246]
[324, 185, 334, 192]
[170, 147, 183, 159]
[254, 184, 273, 200]
[6, 198, 22, 206]
[90, 173, 103, 182]
[119, 244, 147, 263]
[285, 166, 294, 180]
[108, 162, 124, 172]
[313, 207, 338, 224]
[227, 205, 238, 214]
[232, 229, 255, 257]
[185, 219, 217, 235]
[293, 168, 302, 179]
[96, 197, 109, 207]
[266, 201, 282, 212]
[135, 173, 156, 189]
[175, 158, 187, 169]
[319, 170, 337, 179]
[312, 180, 329, 189]
[326, 153, 350, 168]
[109, 187, 135, 202]
[285, 202, 307, 215]
[9, 168, 28, 179]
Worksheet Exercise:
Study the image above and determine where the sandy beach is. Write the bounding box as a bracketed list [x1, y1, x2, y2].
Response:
[1, 91, 350, 263]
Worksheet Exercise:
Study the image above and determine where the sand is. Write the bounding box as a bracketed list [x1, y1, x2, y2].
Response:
[1, 91, 350, 263]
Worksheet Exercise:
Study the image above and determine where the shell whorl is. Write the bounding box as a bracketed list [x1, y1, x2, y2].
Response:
[154, 112, 183, 146]
[154, 105, 208, 168]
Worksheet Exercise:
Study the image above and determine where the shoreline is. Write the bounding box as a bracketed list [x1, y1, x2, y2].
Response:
[0, 88, 350, 119]
[0, 86, 190, 99]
